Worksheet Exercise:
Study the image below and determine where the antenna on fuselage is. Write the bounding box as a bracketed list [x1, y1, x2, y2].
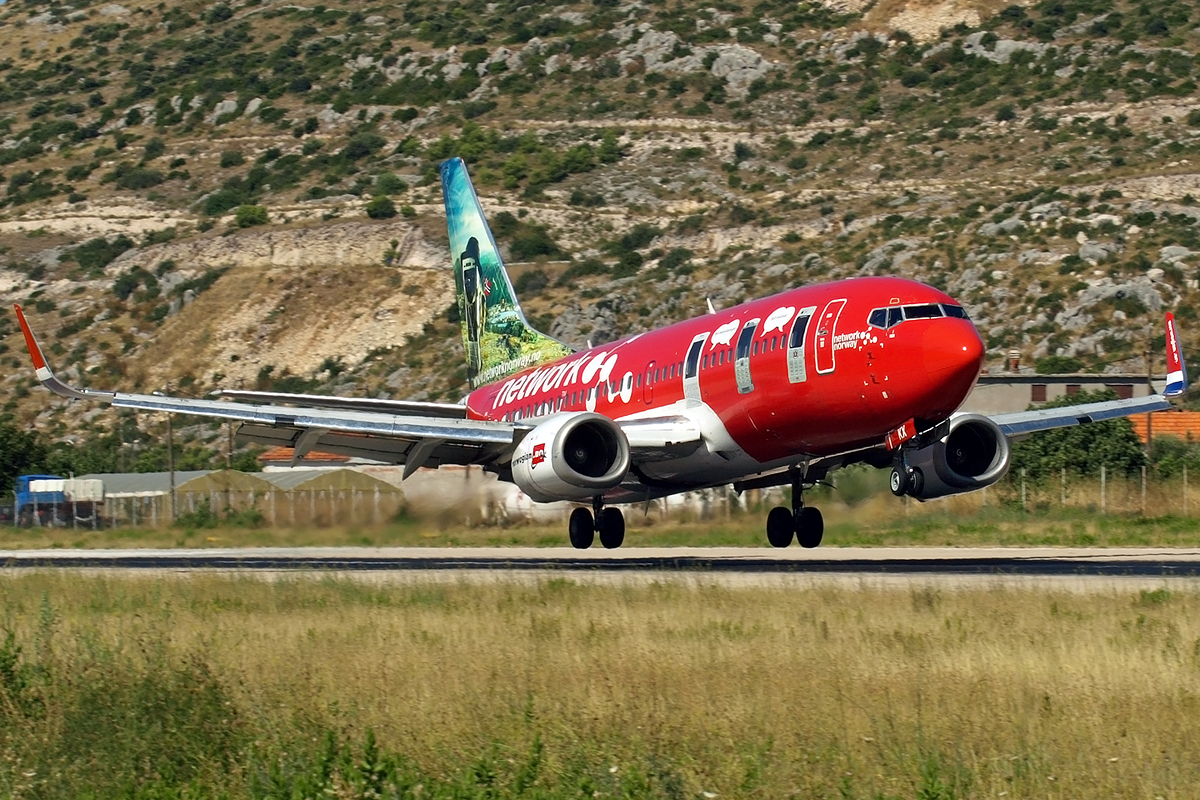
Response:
[706, 298, 717, 314]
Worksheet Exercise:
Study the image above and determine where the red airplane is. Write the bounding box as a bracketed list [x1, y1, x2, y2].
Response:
[13, 158, 1187, 548]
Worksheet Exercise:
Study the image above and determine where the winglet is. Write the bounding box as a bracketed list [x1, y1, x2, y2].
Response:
[1165, 311, 1188, 397]
[14, 304, 51, 380]
[13, 304, 114, 402]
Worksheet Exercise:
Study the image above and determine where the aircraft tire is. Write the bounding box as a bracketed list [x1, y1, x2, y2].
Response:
[569, 507, 595, 549]
[597, 507, 625, 549]
[889, 467, 909, 497]
[766, 506, 794, 548]
[796, 506, 824, 548]
[907, 468, 925, 498]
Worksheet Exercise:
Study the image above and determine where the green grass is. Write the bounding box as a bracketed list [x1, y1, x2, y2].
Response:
[6, 499, 1200, 549]
[4, 574, 1200, 798]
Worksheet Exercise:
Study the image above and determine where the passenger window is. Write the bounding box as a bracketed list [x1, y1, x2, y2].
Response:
[869, 308, 887, 328]
[904, 304, 943, 319]
[887, 307, 903, 327]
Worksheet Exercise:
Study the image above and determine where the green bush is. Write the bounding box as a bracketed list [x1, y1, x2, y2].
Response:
[375, 172, 407, 195]
[115, 167, 165, 190]
[66, 235, 135, 273]
[234, 205, 269, 227]
[220, 150, 245, 168]
[365, 196, 397, 219]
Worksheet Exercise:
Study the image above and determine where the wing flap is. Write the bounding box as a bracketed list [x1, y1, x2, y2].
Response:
[217, 389, 469, 419]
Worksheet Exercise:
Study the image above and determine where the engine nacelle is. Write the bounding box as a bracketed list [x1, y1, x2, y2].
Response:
[511, 412, 631, 502]
[907, 414, 1010, 500]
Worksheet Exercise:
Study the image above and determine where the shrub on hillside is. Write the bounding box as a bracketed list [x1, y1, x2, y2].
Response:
[234, 205, 269, 227]
[365, 196, 396, 219]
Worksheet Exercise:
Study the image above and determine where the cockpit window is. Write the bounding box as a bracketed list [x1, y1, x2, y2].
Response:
[903, 304, 943, 319]
[868, 308, 887, 328]
[887, 307, 903, 328]
[943, 304, 968, 319]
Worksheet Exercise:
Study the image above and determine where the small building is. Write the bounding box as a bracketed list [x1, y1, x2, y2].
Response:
[961, 373, 1163, 416]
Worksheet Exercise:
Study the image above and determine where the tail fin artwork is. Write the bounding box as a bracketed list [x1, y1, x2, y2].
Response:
[1165, 312, 1188, 397]
[440, 157, 573, 389]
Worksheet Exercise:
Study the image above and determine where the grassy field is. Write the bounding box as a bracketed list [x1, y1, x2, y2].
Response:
[6, 493, 1200, 550]
[3, 573, 1200, 799]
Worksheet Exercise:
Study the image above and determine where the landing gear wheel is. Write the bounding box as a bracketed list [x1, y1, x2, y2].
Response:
[568, 507, 594, 549]
[908, 468, 924, 498]
[597, 508, 625, 549]
[889, 467, 909, 497]
[796, 506, 824, 548]
[766, 506, 795, 548]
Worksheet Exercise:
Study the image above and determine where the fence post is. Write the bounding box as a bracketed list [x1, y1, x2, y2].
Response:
[374, 486, 380, 524]
[1100, 465, 1106, 514]
[1141, 466, 1147, 516]
[1021, 468, 1027, 512]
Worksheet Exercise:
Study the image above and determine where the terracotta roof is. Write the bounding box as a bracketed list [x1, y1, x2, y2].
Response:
[1129, 411, 1200, 444]
[257, 447, 351, 464]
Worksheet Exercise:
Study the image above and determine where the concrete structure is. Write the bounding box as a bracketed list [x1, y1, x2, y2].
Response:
[961, 373, 1164, 416]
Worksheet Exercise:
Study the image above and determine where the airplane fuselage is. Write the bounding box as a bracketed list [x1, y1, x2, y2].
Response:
[466, 276, 984, 489]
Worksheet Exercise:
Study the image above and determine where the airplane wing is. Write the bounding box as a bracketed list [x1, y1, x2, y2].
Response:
[989, 394, 1171, 436]
[992, 311, 1186, 436]
[15, 305, 518, 477]
[15, 304, 701, 479]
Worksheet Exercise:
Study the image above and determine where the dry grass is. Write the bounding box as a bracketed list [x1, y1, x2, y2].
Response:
[3, 573, 1200, 798]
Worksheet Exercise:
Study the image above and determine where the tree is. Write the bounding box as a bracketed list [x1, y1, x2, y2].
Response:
[365, 196, 397, 219]
[234, 205, 269, 227]
[0, 421, 47, 496]
[1010, 389, 1147, 480]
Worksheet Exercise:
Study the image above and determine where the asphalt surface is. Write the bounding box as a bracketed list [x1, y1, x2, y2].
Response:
[6, 546, 1200, 577]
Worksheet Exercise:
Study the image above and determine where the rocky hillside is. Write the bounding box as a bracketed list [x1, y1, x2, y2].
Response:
[2, 0, 1200, 456]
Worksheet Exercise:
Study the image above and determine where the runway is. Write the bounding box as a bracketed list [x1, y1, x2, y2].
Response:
[6, 546, 1200, 578]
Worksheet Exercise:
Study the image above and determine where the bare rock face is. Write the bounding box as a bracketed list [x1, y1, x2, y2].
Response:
[107, 220, 446, 275]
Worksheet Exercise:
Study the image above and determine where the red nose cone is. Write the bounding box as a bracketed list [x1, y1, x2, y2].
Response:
[923, 322, 984, 414]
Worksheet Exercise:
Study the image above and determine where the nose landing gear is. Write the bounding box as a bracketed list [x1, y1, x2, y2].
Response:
[765, 469, 824, 548]
[568, 497, 625, 549]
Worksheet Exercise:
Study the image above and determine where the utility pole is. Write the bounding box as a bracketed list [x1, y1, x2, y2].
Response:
[167, 409, 176, 522]
[1146, 329, 1154, 459]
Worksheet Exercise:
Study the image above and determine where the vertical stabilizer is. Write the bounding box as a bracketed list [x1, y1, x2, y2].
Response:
[440, 157, 573, 389]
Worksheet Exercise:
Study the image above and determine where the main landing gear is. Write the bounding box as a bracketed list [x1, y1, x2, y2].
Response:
[568, 496, 625, 549]
[765, 471, 824, 548]
[889, 454, 924, 498]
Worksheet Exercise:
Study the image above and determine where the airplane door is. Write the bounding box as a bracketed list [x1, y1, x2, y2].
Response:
[683, 333, 707, 403]
[814, 299, 846, 375]
[786, 306, 817, 384]
[644, 360, 655, 405]
[734, 319, 759, 394]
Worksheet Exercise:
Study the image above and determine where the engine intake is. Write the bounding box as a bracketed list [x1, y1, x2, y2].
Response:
[511, 412, 631, 502]
[906, 414, 1010, 500]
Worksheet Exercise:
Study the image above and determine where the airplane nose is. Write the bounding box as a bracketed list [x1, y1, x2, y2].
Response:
[923, 323, 984, 390]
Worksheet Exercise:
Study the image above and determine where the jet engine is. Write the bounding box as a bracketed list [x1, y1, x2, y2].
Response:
[511, 412, 631, 502]
[905, 414, 1010, 500]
